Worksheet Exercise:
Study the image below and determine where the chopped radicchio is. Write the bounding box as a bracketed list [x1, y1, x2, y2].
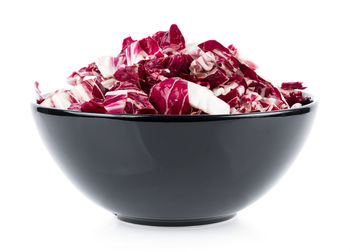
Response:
[36, 24, 311, 114]
[125, 37, 164, 66]
[280, 82, 311, 106]
[149, 78, 191, 115]
[40, 89, 77, 109]
[67, 62, 101, 86]
[35, 81, 44, 104]
[139, 54, 193, 93]
[104, 82, 157, 114]
[70, 79, 104, 103]
[149, 78, 230, 115]
[95, 56, 121, 78]
[69, 99, 106, 113]
[152, 24, 186, 54]
[114, 65, 139, 85]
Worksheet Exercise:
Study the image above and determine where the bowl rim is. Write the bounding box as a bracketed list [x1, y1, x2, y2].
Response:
[32, 93, 317, 122]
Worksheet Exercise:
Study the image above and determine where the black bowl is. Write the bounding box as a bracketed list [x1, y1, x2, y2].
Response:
[32, 98, 317, 226]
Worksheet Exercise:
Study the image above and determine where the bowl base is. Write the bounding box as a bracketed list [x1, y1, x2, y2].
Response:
[116, 214, 236, 227]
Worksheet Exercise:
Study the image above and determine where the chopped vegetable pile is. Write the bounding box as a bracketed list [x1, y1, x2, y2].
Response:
[35, 24, 311, 115]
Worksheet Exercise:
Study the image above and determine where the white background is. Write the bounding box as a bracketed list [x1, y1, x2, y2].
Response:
[1, 0, 349, 251]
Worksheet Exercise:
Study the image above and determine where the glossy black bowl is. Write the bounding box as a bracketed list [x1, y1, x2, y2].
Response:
[32, 98, 317, 226]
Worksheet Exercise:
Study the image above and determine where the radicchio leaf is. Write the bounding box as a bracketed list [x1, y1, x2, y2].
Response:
[101, 78, 118, 90]
[198, 40, 231, 55]
[281, 82, 306, 90]
[113, 65, 139, 86]
[67, 62, 101, 86]
[213, 81, 246, 102]
[35, 81, 44, 104]
[189, 51, 232, 88]
[95, 56, 123, 78]
[139, 54, 193, 93]
[180, 44, 204, 59]
[149, 78, 230, 115]
[149, 78, 191, 115]
[280, 82, 310, 107]
[121, 37, 136, 52]
[103, 82, 157, 114]
[70, 79, 104, 103]
[40, 89, 77, 109]
[152, 24, 186, 54]
[69, 99, 107, 113]
[125, 37, 164, 66]
[187, 79, 230, 114]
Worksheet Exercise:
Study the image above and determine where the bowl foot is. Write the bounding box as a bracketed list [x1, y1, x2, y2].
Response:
[116, 214, 236, 227]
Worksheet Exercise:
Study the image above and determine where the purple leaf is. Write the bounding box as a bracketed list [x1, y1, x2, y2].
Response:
[40, 89, 77, 109]
[189, 51, 232, 88]
[95, 56, 123, 78]
[198, 40, 231, 54]
[35, 81, 44, 104]
[70, 79, 104, 103]
[69, 99, 107, 113]
[213, 81, 246, 102]
[67, 62, 101, 86]
[152, 24, 186, 54]
[103, 82, 157, 114]
[281, 82, 306, 90]
[139, 54, 193, 93]
[149, 78, 191, 115]
[150, 78, 230, 115]
[125, 37, 164, 66]
[114, 65, 139, 86]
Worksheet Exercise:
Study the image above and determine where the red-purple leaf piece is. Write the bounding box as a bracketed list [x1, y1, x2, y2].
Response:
[96, 56, 124, 78]
[67, 62, 101, 86]
[69, 99, 106, 113]
[121, 37, 136, 52]
[70, 79, 104, 103]
[149, 78, 230, 115]
[213, 81, 246, 102]
[279, 82, 310, 107]
[139, 54, 193, 93]
[103, 82, 157, 114]
[114, 65, 139, 86]
[41, 89, 77, 109]
[152, 24, 186, 54]
[281, 82, 306, 90]
[101, 79, 118, 90]
[125, 37, 164, 66]
[35, 81, 44, 104]
[81, 99, 106, 113]
[189, 51, 233, 89]
[280, 88, 309, 107]
[198, 40, 231, 55]
[149, 78, 190, 115]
